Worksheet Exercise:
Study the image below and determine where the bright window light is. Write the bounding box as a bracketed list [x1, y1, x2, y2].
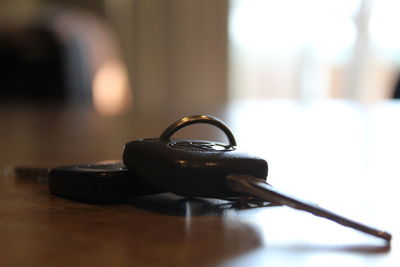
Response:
[370, 0, 400, 52]
[229, 0, 359, 57]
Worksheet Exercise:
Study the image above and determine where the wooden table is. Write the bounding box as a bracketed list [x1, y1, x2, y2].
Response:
[1, 100, 398, 266]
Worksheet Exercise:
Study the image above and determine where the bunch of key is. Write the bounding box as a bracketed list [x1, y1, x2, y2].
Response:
[15, 115, 392, 243]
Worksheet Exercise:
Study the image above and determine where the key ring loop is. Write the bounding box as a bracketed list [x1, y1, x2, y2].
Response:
[160, 115, 237, 147]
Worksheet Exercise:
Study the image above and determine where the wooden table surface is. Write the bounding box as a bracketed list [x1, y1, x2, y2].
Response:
[1, 100, 398, 266]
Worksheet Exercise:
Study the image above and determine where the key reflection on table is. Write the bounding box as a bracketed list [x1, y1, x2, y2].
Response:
[1, 99, 399, 266]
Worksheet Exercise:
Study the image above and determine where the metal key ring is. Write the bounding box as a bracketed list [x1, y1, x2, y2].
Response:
[159, 115, 237, 147]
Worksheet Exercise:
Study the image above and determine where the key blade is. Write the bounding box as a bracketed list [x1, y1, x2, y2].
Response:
[227, 174, 392, 243]
[14, 167, 49, 183]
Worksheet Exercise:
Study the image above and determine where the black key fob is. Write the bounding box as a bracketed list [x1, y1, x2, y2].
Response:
[49, 160, 162, 200]
[123, 115, 268, 198]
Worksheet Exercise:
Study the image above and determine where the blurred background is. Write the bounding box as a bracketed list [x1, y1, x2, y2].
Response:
[1, 0, 400, 116]
[2, 0, 400, 168]
[230, 0, 400, 103]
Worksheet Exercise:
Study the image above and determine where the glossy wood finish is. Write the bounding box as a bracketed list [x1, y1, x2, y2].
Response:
[1, 100, 398, 266]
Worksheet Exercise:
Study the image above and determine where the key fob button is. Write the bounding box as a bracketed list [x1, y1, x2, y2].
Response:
[168, 140, 235, 152]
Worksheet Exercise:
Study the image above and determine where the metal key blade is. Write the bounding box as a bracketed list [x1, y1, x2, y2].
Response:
[14, 166, 50, 183]
[227, 174, 392, 243]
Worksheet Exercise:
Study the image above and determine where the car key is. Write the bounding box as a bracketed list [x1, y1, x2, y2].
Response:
[123, 115, 269, 199]
[123, 115, 392, 243]
[15, 160, 163, 200]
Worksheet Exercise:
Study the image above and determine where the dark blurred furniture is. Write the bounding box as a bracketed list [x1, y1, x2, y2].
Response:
[393, 74, 400, 99]
[0, 26, 66, 103]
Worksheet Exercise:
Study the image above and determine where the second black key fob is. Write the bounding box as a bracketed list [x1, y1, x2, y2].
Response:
[49, 160, 163, 200]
